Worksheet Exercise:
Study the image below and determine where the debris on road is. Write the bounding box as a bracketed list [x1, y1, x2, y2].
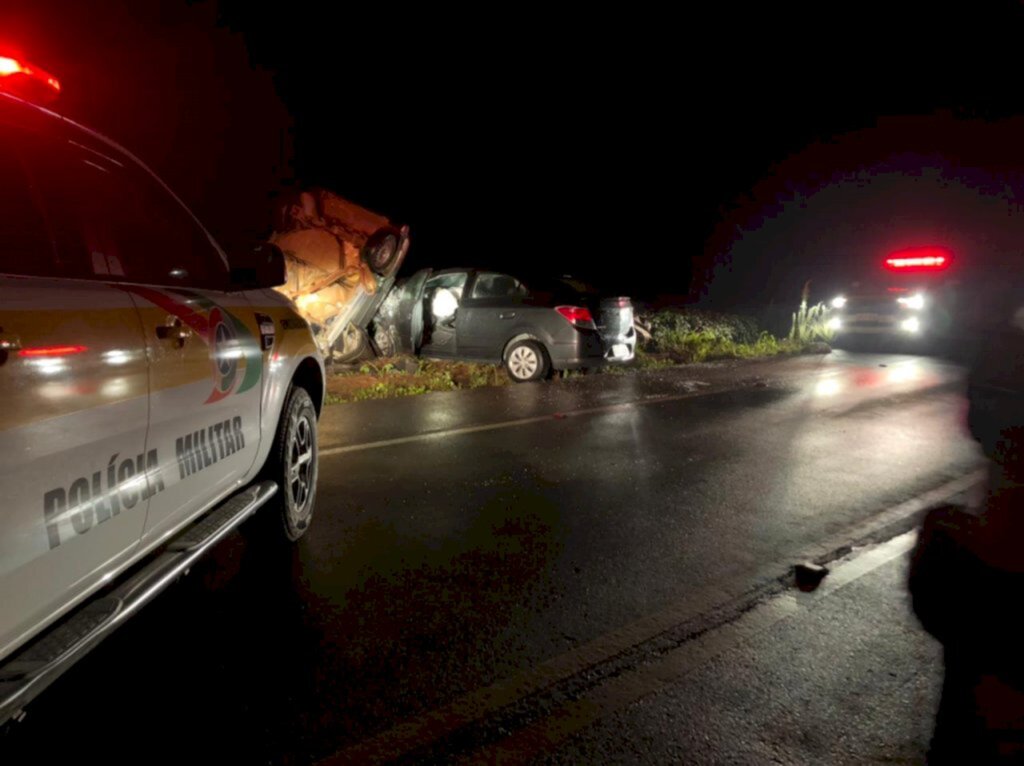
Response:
[794, 562, 830, 591]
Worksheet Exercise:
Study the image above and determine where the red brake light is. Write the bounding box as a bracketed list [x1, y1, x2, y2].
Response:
[555, 306, 595, 328]
[18, 345, 87, 358]
[0, 54, 61, 102]
[884, 247, 952, 272]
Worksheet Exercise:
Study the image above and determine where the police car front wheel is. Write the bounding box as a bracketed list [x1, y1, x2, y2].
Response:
[258, 385, 318, 542]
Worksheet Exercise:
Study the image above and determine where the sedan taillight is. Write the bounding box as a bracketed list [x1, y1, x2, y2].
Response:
[555, 306, 596, 329]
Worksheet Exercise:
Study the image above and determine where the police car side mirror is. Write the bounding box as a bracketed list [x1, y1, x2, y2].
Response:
[230, 243, 287, 290]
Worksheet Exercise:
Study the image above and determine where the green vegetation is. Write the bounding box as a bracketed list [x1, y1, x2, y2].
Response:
[326, 358, 508, 404]
[638, 309, 816, 363]
[789, 281, 836, 343]
[326, 301, 829, 404]
[644, 308, 760, 347]
[419, 359, 508, 389]
[611, 348, 674, 372]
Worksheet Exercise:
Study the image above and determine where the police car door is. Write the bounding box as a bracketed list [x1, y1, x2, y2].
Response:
[110, 168, 264, 546]
[0, 113, 151, 659]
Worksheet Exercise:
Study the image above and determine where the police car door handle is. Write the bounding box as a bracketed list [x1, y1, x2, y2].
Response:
[155, 319, 191, 346]
[499, 312, 516, 319]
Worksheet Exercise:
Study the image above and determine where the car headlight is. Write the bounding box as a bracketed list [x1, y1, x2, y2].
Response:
[826, 317, 842, 330]
[900, 317, 921, 333]
[831, 295, 847, 309]
[897, 293, 925, 310]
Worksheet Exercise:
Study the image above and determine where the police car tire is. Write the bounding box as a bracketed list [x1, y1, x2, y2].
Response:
[260, 385, 318, 542]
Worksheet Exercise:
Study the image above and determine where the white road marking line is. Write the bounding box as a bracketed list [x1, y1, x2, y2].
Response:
[814, 530, 917, 596]
[319, 360, 960, 457]
[460, 530, 921, 765]
[319, 392, 703, 456]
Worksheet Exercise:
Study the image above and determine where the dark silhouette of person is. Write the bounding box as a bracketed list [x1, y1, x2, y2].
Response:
[910, 318, 1024, 764]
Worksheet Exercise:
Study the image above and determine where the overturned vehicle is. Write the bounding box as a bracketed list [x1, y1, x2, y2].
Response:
[271, 189, 409, 362]
[369, 268, 636, 381]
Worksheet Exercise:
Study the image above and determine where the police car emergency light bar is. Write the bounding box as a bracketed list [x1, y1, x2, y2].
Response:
[0, 54, 61, 103]
[884, 247, 952, 272]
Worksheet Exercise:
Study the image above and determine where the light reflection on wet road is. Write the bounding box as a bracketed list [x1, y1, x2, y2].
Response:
[3, 351, 981, 764]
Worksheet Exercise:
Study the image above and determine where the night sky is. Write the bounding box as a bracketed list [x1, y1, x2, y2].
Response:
[4, 1, 1024, 307]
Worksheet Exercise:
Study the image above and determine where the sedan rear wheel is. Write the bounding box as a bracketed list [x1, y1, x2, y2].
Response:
[505, 340, 549, 382]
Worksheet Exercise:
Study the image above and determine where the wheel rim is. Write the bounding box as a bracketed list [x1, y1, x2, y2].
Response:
[371, 237, 396, 270]
[509, 346, 539, 379]
[376, 327, 396, 357]
[287, 411, 315, 518]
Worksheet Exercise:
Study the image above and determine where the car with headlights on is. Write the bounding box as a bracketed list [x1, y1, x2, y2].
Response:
[827, 247, 956, 347]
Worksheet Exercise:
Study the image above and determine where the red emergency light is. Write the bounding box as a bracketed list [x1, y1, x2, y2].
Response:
[0, 54, 61, 103]
[883, 247, 952, 272]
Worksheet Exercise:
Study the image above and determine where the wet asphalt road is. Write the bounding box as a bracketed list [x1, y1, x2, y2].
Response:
[536, 532, 943, 765]
[2, 351, 982, 764]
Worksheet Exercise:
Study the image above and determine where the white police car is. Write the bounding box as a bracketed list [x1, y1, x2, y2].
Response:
[0, 55, 325, 724]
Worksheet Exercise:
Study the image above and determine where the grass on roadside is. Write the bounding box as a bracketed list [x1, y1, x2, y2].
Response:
[326, 358, 509, 404]
[602, 348, 675, 374]
[325, 306, 827, 404]
[655, 330, 810, 363]
[639, 309, 817, 364]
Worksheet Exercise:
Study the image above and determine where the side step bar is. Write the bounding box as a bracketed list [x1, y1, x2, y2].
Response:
[0, 480, 278, 725]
